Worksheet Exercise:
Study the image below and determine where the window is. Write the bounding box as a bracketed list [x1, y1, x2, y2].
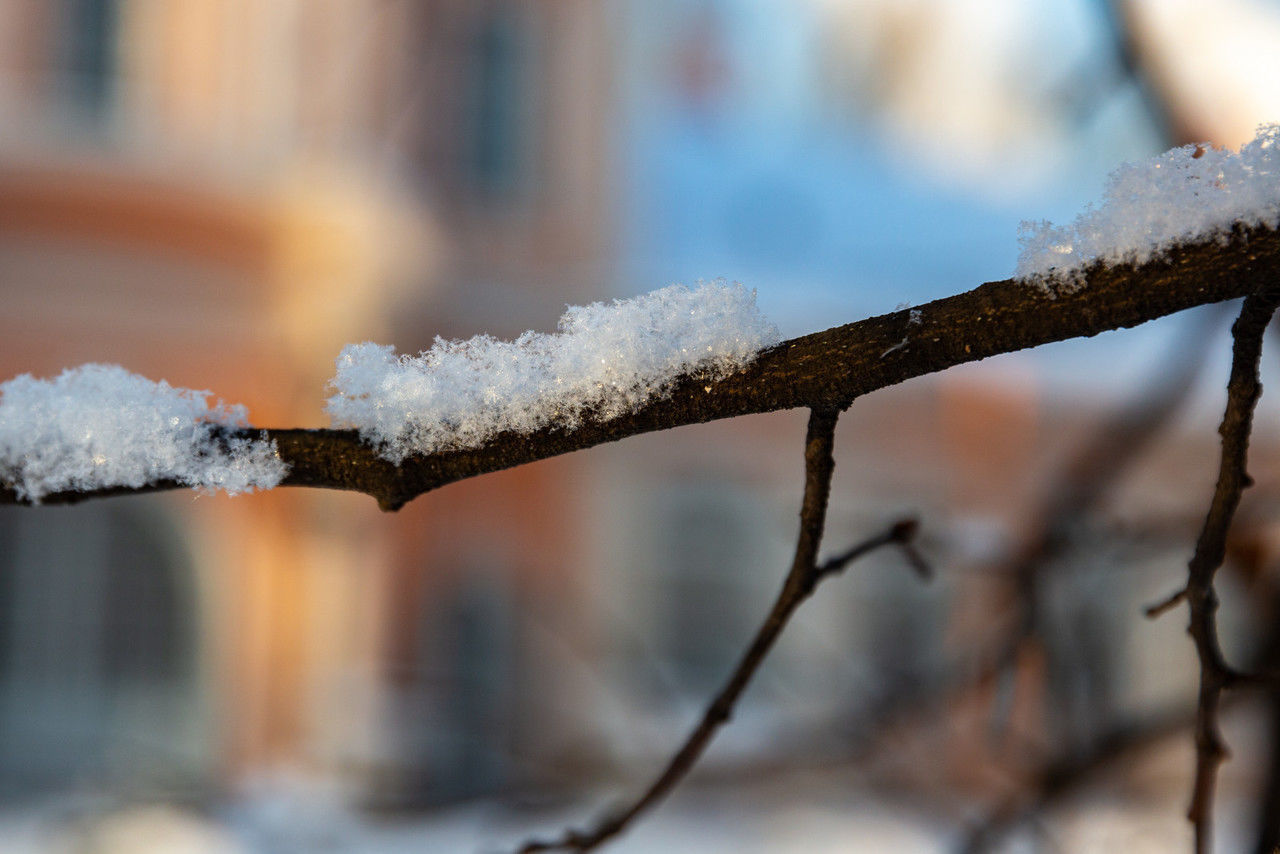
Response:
[384, 559, 517, 806]
[649, 484, 781, 696]
[62, 0, 119, 123]
[0, 500, 199, 797]
[461, 8, 536, 201]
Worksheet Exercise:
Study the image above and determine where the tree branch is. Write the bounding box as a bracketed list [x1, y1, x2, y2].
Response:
[3, 226, 1279, 511]
[1169, 286, 1280, 853]
[514, 411, 921, 853]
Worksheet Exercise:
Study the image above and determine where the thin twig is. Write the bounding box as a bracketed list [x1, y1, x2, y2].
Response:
[1179, 288, 1280, 853]
[514, 410, 922, 852]
[1145, 587, 1187, 619]
[816, 518, 928, 580]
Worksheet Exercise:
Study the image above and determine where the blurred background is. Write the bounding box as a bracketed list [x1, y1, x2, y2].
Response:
[2, 0, 1280, 851]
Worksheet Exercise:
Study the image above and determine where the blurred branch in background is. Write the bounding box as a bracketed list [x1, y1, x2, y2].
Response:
[1099, 0, 1203, 146]
[961, 703, 1198, 853]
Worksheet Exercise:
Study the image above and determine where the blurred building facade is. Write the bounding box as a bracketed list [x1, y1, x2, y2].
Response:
[3, 1, 1280, 849]
[0, 0, 614, 811]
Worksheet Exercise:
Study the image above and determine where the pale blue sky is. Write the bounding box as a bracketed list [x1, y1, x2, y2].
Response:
[613, 0, 1172, 331]
[609, 0, 1279, 406]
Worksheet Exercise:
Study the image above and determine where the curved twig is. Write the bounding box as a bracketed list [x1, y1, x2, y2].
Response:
[1176, 285, 1280, 852]
[514, 411, 922, 853]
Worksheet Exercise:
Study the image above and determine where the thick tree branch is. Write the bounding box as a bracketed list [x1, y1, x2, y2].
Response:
[515, 411, 921, 853]
[4, 226, 1280, 510]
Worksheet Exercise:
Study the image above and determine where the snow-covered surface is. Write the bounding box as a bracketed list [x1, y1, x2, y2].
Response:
[0, 365, 287, 502]
[327, 281, 780, 462]
[1015, 124, 1280, 289]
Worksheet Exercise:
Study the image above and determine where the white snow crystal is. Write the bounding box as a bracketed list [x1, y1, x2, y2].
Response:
[1016, 124, 1280, 290]
[326, 281, 781, 462]
[0, 365, 287, 502]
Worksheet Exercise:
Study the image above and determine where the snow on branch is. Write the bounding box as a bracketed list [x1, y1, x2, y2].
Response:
[3, 223, 1280, 510]
[325, 281, 780, 462]
[1016, 124, 1280, 290]
[0, 365, 287, 502]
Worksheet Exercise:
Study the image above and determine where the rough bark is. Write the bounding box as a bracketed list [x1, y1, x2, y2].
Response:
[4, 225, 1280, 511]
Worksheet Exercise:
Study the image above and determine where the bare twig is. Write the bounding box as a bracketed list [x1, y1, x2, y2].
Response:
[1177, 288, 1280, 853]
[957, 298, 1256, 854]
[5, 226, 1280, 511]
[1145, 587, 1187, 619]
[514, 410, 923, 853]
[816, 518, 929, 580]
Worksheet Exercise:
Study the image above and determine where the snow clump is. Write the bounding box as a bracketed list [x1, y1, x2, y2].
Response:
[327, 281, 780, 462]
[0, 365, 287, 502]
[1016, 123, 1280, 290]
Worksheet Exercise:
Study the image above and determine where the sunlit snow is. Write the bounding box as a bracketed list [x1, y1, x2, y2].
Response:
[1015, 123, 1280, 289]
[326, 281, 781, 462]
[0, 365, 287, 502]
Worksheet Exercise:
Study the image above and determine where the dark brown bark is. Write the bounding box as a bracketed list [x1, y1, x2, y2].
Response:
[1179, 289, 1280, 852]
[5, 225, 1280, 511]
